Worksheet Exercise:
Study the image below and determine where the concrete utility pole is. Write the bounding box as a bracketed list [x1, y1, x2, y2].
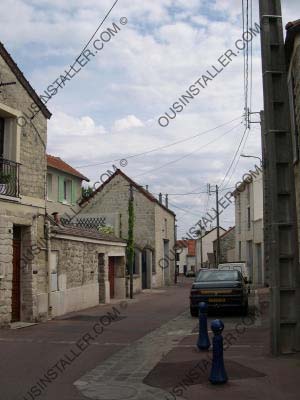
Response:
[216, 185, 220, 267]
[259, 0, 300, 354]
[208, 184, 221, 267]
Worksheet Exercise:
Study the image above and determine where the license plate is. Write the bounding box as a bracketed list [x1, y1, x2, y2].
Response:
[208, 298, 226, 303]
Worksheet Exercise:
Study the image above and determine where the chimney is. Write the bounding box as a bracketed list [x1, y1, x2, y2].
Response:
[165, 194, 169, 208]
[159, 193, 162, 203]
[52, 212, 60, 225]
[146, 185, 149, 191]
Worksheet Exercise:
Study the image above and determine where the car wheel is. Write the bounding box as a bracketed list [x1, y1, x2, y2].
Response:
[190, 307, 198, 317]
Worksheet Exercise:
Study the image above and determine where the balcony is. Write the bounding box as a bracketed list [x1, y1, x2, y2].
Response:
[0, 158, 20, 198]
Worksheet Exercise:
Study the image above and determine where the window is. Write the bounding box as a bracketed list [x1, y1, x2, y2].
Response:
[246, 184, 250, 204]
[0, 118, 4, 158]
[47, 173, 52, 200]
[288, 74, 299, 163]
[59, 177, 72, 203]
[164, 218, 168, 237]
[247, 207, 251, 230]
[176, 252, 180, 262]
[239, 241, 242, 259]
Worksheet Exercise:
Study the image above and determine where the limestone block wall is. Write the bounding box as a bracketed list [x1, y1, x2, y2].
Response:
[82, 174, 156, 247]
[291, 41, 300, 263]
[154, 204, 175, 287]
[0, 205, 47, 326]
[48, 236, 126, 317]
[0, 54, 47, 201]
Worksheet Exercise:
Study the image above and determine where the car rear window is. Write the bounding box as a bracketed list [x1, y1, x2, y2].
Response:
[196, 270, 239, 282]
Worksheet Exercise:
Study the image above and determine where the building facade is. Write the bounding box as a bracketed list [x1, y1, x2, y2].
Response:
[195, 227, 226, 269]
[0, 42, 51, 326]
[176, 239, 196, 274]
[79, 170, 176, 292]
[234, 170, 264, 285]
[213, 227, 236, 263]
[46, 154, 89, 217]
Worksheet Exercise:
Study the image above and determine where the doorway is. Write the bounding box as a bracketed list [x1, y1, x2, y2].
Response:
[108, 257, 115, 299]
[12, 226, 21, 322]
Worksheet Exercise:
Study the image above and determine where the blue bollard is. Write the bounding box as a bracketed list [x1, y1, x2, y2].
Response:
[209, 319, 228, 384]
[197, 302, 210, 350]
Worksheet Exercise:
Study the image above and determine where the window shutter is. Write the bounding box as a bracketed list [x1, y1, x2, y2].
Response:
[71, 180, 77, 205]
[58, 176, 64, 202]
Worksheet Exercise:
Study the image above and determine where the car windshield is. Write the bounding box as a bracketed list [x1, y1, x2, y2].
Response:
[196, 270, 239, 282]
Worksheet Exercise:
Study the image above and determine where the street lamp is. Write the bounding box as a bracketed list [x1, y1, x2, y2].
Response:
[241, 154, 262, 164]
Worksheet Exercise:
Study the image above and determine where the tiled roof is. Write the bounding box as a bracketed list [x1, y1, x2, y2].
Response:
[0, 41, 51, 120]
[176, 240, 188, 248]
[51, 224, 127, 244]
[80, 169, 175, 217]
[187, 240, 196, 256]
[47, 154, 89, 181]
[176, 239, 195, 256]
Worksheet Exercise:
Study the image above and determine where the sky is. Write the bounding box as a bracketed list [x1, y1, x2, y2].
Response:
[0, 0, 298, 237]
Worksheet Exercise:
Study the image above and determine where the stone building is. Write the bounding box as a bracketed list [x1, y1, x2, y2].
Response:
[233, 170, 264, 286]
[176, 239, 196, 274]
[0, 41, 51, 326]
[44, 220, 126, 318]
[46, 154, 89, 216]
[286, 20, 300, 264]
[0, 42, 127, 326]
[213, 226, 236, 263]
[79, 169, 176, 292]
[195, 227, 226, 269]
[45, 155, 127, 316]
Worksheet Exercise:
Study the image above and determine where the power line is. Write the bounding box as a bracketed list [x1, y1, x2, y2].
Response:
[134, 121, 243, 178]
[224, 126, 252, 188]
[218, 125, 249, 189]
[78, 0, 120, 57]
[75, 116, 243, 168]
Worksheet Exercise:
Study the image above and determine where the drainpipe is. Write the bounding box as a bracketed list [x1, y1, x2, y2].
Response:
[45, 221, 52, 319]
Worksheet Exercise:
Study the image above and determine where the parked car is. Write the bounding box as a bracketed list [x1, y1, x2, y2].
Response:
[218, 262, 249, 280]
[186, 270, 196, 277]
[189, 269, 249, 317]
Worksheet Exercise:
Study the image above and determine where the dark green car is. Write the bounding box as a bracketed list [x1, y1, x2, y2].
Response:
[190, 269, 249, 317]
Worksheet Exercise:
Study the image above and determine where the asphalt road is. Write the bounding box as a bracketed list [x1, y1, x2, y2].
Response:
[0, 279, 193, 400]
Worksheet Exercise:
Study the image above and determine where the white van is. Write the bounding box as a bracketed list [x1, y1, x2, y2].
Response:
[218, 262, 250, 281]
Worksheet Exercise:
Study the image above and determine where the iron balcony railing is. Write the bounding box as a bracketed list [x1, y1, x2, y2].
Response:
[0, 158, 20, 198]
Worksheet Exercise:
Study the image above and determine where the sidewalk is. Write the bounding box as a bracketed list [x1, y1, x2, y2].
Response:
[143, 289, 300, 400]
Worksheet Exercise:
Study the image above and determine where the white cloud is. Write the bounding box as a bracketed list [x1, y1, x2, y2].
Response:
[112, 115, 144, 132]
[0, 0, 295, 236]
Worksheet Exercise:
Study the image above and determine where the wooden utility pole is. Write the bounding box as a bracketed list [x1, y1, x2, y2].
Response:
[128, 184, 134, 299]
[259, 0, 300, 354]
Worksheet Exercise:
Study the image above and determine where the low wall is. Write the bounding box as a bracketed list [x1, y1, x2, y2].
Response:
[37, 283, 99, 318]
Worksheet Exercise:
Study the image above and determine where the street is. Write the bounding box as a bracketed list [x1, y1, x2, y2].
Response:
[0, 278, 299, 400]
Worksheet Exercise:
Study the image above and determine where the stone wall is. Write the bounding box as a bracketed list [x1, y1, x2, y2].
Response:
[0, 50, 49, 326]
[214, 228, 236, 263]
[46, 235, 126, 317]
[81, 173, 175, 288]
[291, 38, 300, 263]
[0, 207, 47, 326]
[0, 54, 47, 200]
[154, 203, 175, 286]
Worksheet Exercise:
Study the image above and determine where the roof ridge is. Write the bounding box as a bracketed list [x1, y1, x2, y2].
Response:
[80, 169, 176, 216]
[0, 41, 51, 120]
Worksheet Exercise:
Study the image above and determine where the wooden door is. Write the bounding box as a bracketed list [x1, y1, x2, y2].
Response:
[12, 240, 21, 322]
[108, 257, 115, 298]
